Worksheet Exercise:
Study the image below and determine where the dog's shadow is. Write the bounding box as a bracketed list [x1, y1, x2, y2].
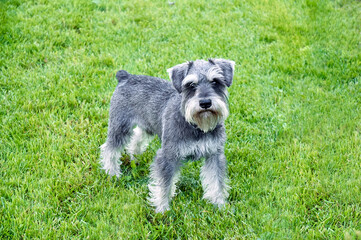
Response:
[116, 153, 152, 188]
[115, 150, 203, 200]
[104, 138, 207, 207]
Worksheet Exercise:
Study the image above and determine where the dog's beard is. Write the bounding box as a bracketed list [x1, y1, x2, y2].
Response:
[184, 96, 229, 132]
[193, 110, 221, 132]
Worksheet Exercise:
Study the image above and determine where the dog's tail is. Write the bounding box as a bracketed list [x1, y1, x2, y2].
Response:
[116, 70, 130, 83]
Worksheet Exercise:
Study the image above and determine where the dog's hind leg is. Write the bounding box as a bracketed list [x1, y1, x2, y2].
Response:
[100, 116, 133, 178]
[126, 126, 154, 162]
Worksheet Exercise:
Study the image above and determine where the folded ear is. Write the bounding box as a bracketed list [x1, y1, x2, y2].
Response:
[212, 59, 235, 87]
[167, 62, 190, 93]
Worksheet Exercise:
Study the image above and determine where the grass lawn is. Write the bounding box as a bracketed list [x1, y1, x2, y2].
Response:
[1, 0, 361, 238]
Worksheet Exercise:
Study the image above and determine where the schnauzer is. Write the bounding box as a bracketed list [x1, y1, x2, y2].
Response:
[100, 59, 235, 213]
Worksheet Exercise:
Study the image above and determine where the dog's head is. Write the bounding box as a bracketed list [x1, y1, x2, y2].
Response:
[167, 59, 235, 132]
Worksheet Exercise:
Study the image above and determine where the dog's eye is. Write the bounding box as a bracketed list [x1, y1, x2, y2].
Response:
[212, 78, 226, 87]
[185, 82, 196, 89]
[211, 79, 220, 86]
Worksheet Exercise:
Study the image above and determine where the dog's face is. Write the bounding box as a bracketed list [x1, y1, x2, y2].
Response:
[167, 59, 235, 132]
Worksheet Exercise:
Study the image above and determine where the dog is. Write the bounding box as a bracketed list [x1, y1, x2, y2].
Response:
[100, 59, 235, 213]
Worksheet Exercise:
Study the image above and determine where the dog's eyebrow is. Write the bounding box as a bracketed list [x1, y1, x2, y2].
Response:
[206, 66, 224, 81]
[182, 74, 198, 86]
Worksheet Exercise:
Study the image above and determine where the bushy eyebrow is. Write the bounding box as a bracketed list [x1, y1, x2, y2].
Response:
[206, 66, 224, 82]
[182, 74, 198, 86]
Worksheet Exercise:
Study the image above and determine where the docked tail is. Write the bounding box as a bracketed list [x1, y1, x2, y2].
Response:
[116, 70, 130, 83]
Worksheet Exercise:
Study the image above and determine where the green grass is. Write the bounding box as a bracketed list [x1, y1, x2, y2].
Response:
[1, 0, 361, 238]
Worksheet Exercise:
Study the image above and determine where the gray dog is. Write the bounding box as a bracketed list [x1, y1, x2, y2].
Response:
[100, 59, 235, 213]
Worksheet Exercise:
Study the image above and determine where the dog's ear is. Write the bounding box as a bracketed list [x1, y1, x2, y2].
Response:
[167, 62, 189, 93]
[212, 59, 235, 87]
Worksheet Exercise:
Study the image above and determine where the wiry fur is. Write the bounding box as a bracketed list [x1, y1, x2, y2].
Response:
[100, 143, 122, 177]
[184, 94, 229, 132]
[100, 59, 235, 213]
[126, 126, 154, 161]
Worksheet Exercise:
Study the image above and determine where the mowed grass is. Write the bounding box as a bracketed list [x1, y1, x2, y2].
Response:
[1, 0, 361, 238]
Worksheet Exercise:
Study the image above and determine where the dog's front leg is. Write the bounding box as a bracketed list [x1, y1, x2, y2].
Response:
[201, 152, 229, 208]
[148, 149, 180, 213]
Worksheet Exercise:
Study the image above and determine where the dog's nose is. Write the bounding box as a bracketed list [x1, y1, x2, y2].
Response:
[199, 99, 212, 109]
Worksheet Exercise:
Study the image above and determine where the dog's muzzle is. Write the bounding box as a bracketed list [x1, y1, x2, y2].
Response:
[184, 96, 228, 132]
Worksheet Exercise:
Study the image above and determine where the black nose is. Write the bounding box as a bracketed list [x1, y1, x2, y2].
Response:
[199, 99, 212, 109]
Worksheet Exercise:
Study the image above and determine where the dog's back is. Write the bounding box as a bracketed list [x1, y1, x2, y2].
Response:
[110, 70, 178, 136]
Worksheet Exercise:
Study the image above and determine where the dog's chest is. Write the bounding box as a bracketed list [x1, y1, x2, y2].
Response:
[179, 137, 222, 160]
